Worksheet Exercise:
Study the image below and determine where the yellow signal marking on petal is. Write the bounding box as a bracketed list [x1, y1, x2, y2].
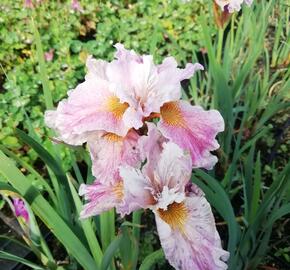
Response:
[113, 181, 124, 200]
[102, 132, 123, 142]
[158, 202, 188, 231]
[160, 102, 186, 127]
[107, 96, 129, 119]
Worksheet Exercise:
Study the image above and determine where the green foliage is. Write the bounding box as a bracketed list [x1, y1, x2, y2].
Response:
[0, 0, 209, 165]
[0, 0, 289, 269]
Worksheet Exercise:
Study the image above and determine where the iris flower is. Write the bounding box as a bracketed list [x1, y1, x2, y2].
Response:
[119, 141, 229, 269]
[46, 43, 229, 268]
[13, 198, 29, 223]
[215, 0, 253, 12]
[45, 44, 223, 172]
[80, 138, 229, 269]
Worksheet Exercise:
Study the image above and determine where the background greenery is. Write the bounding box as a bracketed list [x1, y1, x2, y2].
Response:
[0, 0, 289, 269]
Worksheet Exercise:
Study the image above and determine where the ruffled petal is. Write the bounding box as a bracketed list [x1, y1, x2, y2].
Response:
[215, 0, 251, 12]
[122, 106, 144, 130]
[158, 101, 224, 170]
[154, 142, 192, 193]
[138, 123, 167, 179]
[114, 43, 142, 63]
[88, 130, 140, 184]
[147, 58, 203, 113]
[85, 55, 108, 81]
[45, 78, 130, 145]
[144, 59, 203, 115]
[107, 44, 203, 128]
[155, 196, 229, 270]
[79, 180, 123, 218]
[107, 50, 158, 128]
[118, 166, 154, 216]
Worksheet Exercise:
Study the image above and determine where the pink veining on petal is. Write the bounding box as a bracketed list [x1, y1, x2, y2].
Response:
[119, 142, 191, 215]
[13, 198, 29, 223]
[122, 106, 144, 130]
[120, 140, 228, 268]
[159, 100, 224, 170]
[88, 130, 141, 184]
[44, 78, 129, 145]
[154, 141, 192, 194]
[155, 196, 229, 270]
[79, 180, 123, 218]
[118, 166, 154, 216]
[105, 44, 203, 128]
[185, 182, 205, 197]
[138, 122, 167, 178]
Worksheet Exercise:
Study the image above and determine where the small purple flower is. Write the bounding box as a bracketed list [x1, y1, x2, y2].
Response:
[24, 0, 34, 9]
[44, 49, 54, 62]
[71, 0, 83, 12]
[13, 198, 29, 223]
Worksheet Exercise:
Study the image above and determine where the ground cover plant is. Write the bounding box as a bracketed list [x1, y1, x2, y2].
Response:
[0, 0, 289, 269]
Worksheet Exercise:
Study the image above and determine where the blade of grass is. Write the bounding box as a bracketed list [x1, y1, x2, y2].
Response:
[100, 235, 123, 270]
[139, 249, 165, 270]
[132, 209, 142, 243]
[0, 145, 57, 205]
[67, 174, 103, 267]
[15, 129, 72, 224]
[0, 150, 98, 270]
[100, 210, 115, 251]
[0, 251, 46, 270]
[31, 17, 53, 110]
[249, 152, 261, 223]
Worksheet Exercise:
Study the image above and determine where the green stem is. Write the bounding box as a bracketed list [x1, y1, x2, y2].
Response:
[217, 27, 224, 64]
[100, 209, 116, 269]
[132, 210, 142, 243]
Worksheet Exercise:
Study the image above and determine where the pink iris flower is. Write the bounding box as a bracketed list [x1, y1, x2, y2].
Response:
[45, 44, 222, 169]
[215, 0, 253, 12]
[13, 198, 29, 223]
[119, 142, 229, 269]
[80, 140, 229, 269]
[46, 43, 229, 268]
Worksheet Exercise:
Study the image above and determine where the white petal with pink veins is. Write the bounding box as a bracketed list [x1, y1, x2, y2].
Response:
[154, 142, 192, 191]
[155, 196, 229, 270]
[45, 78, 130, 145]
[159, 101, 224, 170]
[79, 181, 122, 218]
[118, 166, 154, 216]
[88, 131, 140, 184]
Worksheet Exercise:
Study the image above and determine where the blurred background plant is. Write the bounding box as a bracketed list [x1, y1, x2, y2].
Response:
[0, 0, 289, 269]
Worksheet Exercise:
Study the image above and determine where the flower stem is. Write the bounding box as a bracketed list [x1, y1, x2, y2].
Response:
[132, 209, 142, 243]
